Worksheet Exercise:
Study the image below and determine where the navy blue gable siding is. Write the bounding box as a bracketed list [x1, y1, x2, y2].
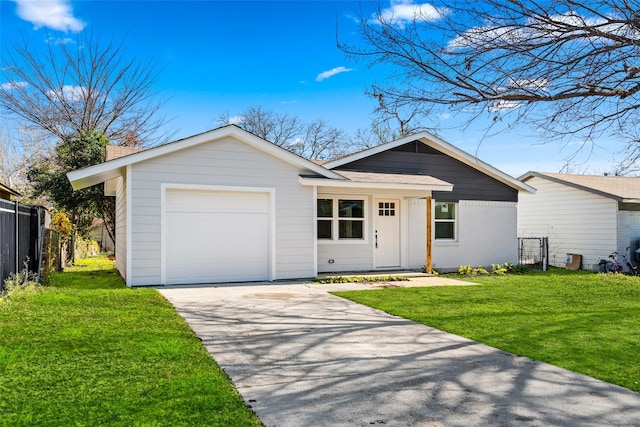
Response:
[333, 141, 518, 202]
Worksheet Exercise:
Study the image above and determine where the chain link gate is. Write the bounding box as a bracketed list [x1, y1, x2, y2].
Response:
[518, 237, 548, 271]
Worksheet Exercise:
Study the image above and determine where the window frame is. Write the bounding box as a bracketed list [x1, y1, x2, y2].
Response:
[434, 201, 457, 241]
[317, 196, 368, 244]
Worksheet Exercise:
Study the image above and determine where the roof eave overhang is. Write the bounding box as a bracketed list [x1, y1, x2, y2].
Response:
[298, 176, 454, 192]
[522, 171, 630, 201]
[67, 126, 345, 190]
[68, 166, 126, 191]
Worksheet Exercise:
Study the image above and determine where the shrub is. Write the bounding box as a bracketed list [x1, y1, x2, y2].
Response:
[458, 265, 489, 276]
[1, 263, 40, 302]
[496, 262, 529, 274]
[314, 275, 409, 284]
[492, 263, 509, 275]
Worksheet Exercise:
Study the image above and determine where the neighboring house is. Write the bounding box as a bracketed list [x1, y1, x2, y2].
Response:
[0, 182, 21, 201]
[518, 172, 640, 270]
[67, 125, 533, 286]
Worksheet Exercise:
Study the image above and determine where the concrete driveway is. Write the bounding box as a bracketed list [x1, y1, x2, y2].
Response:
[159, 280, 640, 427]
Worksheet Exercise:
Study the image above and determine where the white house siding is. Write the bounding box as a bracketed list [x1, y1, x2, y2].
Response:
[408, 199, 518, 271]
[617, 210, 640, 257]
[114, 175, 127, 280]
[317, 188, 426, 273]
[316, 197, 373, 273]
[127, 136, 316, 286]
[518, 177, 618, 269]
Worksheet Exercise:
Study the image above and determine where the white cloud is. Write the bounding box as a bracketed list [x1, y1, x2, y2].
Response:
[508, 78, 549, 92]
[46, 36, 75, 45]
[1, 81, 28, 91]
[48, 85, 85, 102]
[375, 0, 447, 28]
[315, 66, 353, 82]
[448, 12, 639, 51]
[227, 115, 244, 125]
[12, 0, 85, 32]
[489, 100, 521, 112]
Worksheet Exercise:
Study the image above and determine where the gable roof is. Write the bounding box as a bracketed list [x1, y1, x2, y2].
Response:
[67, 125, 346, 190]
[520, 171, 640, 202]
[323, 131, 535, 193]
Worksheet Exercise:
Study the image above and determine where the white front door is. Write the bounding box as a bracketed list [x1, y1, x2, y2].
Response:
[375, 199, 400, 268]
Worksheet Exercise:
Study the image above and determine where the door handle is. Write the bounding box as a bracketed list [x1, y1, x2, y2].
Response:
[375, 230, 378, 248]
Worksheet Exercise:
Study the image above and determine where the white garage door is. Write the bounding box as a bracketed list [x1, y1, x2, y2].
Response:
[164, 188, 271, 285]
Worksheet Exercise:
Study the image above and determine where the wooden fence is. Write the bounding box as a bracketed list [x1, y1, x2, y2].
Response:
[0, 198, 51, 288]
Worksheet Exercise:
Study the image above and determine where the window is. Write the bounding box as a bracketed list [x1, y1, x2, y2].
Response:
[317, 199, 333, 239]
[317, 197, 365, 240]
[378, 201, 396, 216]
[435, 202, 456, 240]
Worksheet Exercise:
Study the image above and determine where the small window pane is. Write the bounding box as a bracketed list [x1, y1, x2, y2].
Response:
[435, 222, 455, 239]
[435, 202, 455, 220]
[339, 220, 363, 239]
[317, 199, 333, 218]
[317, 220, 332, 239]
[339, 200, 364, 218]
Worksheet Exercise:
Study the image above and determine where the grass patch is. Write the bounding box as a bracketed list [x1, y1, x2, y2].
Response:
[0, 256, 262, 426]
[334, 269, 640, 392]
[314, 275, 409, 284]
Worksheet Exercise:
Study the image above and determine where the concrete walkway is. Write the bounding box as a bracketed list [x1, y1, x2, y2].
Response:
[159, 279, 640, 427]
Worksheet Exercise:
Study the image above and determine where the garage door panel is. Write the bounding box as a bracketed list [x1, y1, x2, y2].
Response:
[166, 189, 268, 213]
[165, 189, 271, 285]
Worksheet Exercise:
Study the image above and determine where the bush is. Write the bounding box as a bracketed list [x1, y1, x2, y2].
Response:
[1, 265, 40, 301]
[492, 263, 509, 275]
[458, 265, 489, 276]
[314, 275, 409, 284]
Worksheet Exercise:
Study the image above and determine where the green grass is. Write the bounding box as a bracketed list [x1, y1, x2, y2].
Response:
[334, 269, 640, 392]
[0, 256, 262, 427]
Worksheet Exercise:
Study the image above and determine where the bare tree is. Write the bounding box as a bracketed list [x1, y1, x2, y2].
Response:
[218, 106, 351, 160]
[219, 106, 305, 147]
[0, 122, 52, 196]
[296, 119, 349, 160]
[341, 0, 640, 167]
[0, 31, 169, 147]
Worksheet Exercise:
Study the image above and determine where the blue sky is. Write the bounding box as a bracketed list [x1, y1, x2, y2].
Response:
[0, 0, 625, 176]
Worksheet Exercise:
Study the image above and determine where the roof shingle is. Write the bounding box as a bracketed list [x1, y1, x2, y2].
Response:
[525, 172, 640, 200]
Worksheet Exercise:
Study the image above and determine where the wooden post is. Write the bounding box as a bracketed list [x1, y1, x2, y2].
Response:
[426, 196, 432, 274]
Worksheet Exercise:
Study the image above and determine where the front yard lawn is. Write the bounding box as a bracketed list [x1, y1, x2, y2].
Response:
[0, 256, 262, 427]
[334, 269, 640, 392]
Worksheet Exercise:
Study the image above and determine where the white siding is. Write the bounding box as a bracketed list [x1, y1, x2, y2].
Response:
[128, 136, 316, 286]
[316, 189, 428, 273]
[617, 210, 640, 257]
[518, 177, 618, 270]
[408, 199, 518, 271]
[114, 175, 127, 280]
[316, 193, 373, 273]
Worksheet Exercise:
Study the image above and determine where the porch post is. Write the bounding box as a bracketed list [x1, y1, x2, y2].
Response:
[426, 195, 432, 274]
